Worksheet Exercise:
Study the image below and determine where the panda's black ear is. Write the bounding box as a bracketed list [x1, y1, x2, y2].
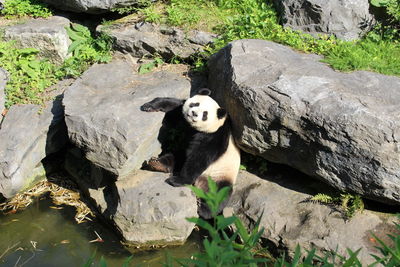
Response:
[217, 108, 227, 119]
[198, 88, 211, 96]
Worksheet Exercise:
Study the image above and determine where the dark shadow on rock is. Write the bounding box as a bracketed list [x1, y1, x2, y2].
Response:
[41, 151, 130, 256]
[40, 91, 123, 238]
[240, 150, 323, 196]
[62, 145, 121, 218]
[45, 93, 68, 156]
[187, 70, 208, 96]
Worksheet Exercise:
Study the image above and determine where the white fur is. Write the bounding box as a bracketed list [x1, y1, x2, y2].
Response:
[202, 135, 241, 184]
[182, 95, 225, 133]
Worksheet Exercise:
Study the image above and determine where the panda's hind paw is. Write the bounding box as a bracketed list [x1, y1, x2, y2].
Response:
[165, 176, 185, 187]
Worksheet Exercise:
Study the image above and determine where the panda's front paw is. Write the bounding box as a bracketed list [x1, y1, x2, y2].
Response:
[165, 176, 185, 187]
[140, 102, 159, 112]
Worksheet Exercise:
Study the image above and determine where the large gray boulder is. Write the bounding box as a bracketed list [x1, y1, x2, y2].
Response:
[98, 22, 217, 60]
[0, 97, 68, 198]
[231, 171, 398, 265]
[0, 68, 7, 117]
[63, 58, 191, 177]
[273, 0, 374, 40]
[3, 16, 71, 64]
[208, 39, 400, 205]
[41, 0, 148, 14]
[65, 148, 197, 246]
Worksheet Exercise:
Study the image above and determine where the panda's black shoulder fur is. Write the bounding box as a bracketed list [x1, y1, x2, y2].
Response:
[185, 117, 231, 169]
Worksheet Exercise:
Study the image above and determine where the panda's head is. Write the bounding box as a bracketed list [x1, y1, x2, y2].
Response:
[182, 88, 227, 133]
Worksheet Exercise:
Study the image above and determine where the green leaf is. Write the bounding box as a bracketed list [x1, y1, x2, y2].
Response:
[303, 248, 317, 265]
[207, 177, 218, 194]
[234, 217, 250, 242]
[18, 48, 40, 55]
[216, 186, 231, 205]
[71, 23, 90, 33]
[186, 217, 215, 234]
[66, 26, 86, 41]
[68, 40, 83, 53]
[216, 215, 236, 231]
[342, 248, 362, 267]
[121, 255, 133, 267]
[99, 256, 107, 267]
[138, 61, 156, 74]
[370, 0, 390, 7]
[188, 185, 207, 199]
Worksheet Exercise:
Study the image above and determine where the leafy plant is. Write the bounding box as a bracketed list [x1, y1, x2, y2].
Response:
[0, 41, 57, 107]
[1, 23, 113, 107]
[138, 56, 164, 74]
[310, 192, 364, 218]
[111, 0, 152, 15]
[1, 0, 52, 18]
[58, 23, 112, 78]
[370, 0, 392, 7]
[371, 215, 400, 266]
[167, 177, 269, 266]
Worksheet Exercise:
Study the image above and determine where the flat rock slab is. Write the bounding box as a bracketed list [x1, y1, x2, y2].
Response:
[0, 97, 67, 198]
[98, 22, 217, 60]
[64, 149, 197, 246]
[89, 170, 197, 246]
[42, 0, 147, 14]
[208, 39, 400, 205]
[272, 0, 374, 40]
[63, 58, 191, 177]
[0, 68, 7, 116]
[3, 16, 71, 64]
[231, 171, 399, 265]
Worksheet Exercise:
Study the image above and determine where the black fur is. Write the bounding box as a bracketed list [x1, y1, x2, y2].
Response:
[140, 97, 184, 112]
[217, 108, 227, 119]
[165, 119, 230, 186]
[198, 88, 211, 96]
[202, 111, 208, 121]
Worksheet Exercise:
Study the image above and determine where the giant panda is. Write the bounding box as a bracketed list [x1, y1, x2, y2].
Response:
[140, 88, 241, 219]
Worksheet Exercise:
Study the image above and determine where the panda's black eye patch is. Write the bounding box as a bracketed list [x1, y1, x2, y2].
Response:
[189, 102, 200, 108]
[202, 111, 208, 121]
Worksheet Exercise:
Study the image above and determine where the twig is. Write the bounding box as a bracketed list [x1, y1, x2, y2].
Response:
[19, 251, 36, 267]
[13, 256, 21, 267]
[0, 241, 21, 260]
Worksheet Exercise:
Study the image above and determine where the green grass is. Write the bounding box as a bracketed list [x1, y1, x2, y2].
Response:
[1, 0, 52, 18]
[0, 42, 57, 107]
[139, 0, 233, 32]
[137, 0, 400, 76]
[0, 24, 112, 108]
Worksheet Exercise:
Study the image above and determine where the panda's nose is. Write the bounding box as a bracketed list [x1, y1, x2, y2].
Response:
[192, 111, 198, 117]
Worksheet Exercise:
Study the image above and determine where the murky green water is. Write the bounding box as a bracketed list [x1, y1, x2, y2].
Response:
[0, 198, 201, 266]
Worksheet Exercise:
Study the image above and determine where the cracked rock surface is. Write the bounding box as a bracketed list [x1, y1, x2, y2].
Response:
[209, 39, 400, 205]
